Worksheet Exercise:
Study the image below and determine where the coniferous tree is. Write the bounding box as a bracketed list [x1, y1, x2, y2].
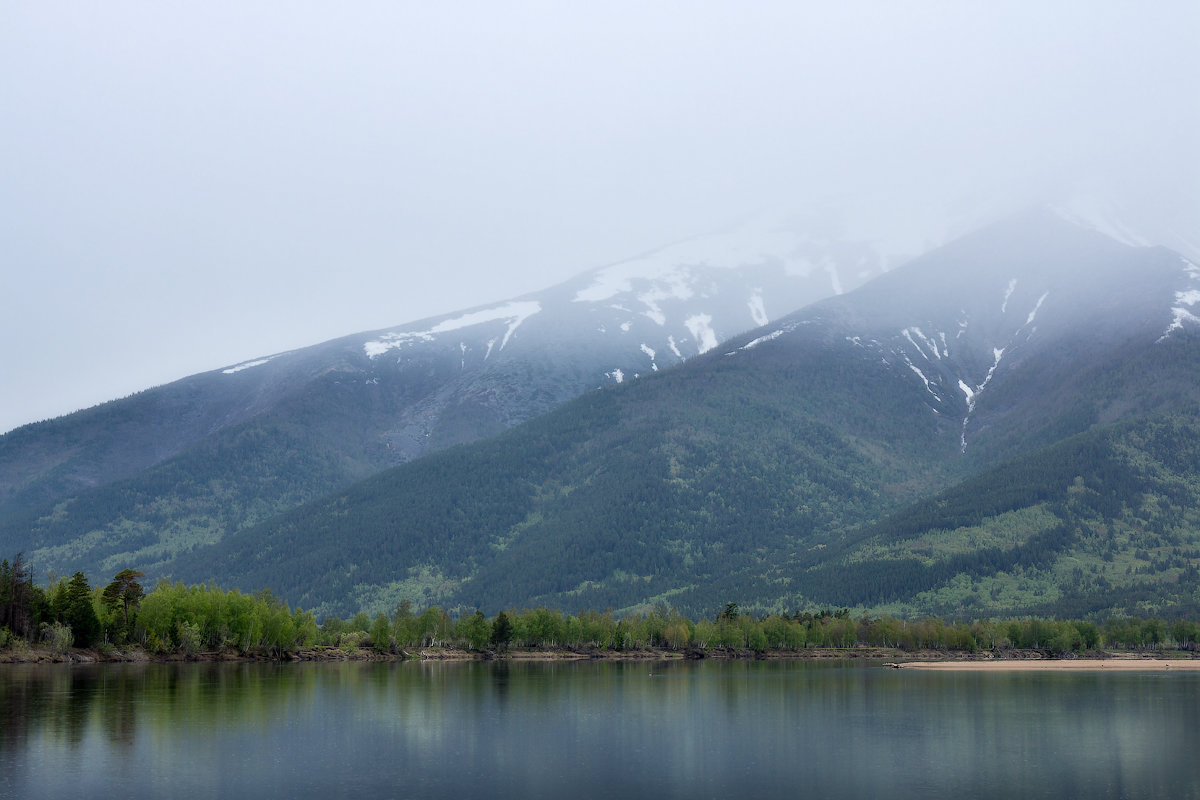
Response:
[1, 553, 37, 638]
[490, 611, 513, 651]
[61, 572, 100, 647]
[101, 569, 145, 642]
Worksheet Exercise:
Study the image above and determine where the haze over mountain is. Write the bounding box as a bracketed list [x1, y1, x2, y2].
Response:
[6, 4, 1196, 436]
[5, 208, 1196, 620]
[160, 209, 1197, 619]
[1, 207, 967, 580]
[0, 209, 927, 500]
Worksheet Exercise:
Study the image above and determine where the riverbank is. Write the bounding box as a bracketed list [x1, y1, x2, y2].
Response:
[4, 642, 1198, 665]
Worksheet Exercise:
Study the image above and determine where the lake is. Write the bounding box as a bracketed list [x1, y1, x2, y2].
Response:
[2, 658, 1197, 799]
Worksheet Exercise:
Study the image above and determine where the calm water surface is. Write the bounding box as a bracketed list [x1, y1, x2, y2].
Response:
[2, 659, 1197, 799]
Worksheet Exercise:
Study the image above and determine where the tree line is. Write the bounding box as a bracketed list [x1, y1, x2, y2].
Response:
[4, 558, 1199, 658]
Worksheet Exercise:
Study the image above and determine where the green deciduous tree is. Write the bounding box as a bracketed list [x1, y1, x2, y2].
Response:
[370, 613, 392, 652]
[456, 611, 491, 651]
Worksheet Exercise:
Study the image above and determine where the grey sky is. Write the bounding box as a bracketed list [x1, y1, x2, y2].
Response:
[2, 1, 1197, 433]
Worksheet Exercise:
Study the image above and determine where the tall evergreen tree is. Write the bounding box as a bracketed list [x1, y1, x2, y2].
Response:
[62, 572, 100, 647]
[1, 553, 36, 637]
[490, 611, 513, 651]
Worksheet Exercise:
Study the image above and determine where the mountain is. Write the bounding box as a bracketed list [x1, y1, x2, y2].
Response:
[0, 211, 939, 578]
[159, 209, 1200, 618]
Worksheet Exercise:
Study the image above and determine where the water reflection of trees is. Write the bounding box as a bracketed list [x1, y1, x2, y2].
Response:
[2, 660, 1197, 799]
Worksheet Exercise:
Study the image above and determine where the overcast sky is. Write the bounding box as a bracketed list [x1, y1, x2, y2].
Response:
[2, 1, 1197, 433]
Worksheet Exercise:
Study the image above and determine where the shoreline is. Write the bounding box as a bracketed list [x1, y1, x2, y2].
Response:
[4, 643, 1199, 666]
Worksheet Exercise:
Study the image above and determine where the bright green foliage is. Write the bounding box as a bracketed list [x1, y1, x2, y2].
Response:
[40, 620, 73, 654]
[177, 621, 202, 655]
[369, 613, 392, 652]
[7, 565, 1200, 660]
[392, 600, 418, 647]
[416, 606, 451, 647]
[456, 611, 490, 651]
[134, 580, 313, 654]
[1169, 619, 1200, 648]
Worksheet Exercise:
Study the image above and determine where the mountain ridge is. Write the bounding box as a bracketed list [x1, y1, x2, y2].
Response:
[3, 206, 1197, 621]
[154, 210, 1200, 617]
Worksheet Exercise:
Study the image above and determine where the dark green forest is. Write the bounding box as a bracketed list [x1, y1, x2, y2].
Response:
[163, 399, 1200, 622]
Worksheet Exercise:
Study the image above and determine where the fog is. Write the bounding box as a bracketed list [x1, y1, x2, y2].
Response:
[2, 1, 1197, 433]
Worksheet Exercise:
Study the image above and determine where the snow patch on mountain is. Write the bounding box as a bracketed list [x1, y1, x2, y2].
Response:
[958, 347, 1006, 452]
[902, 327, 945, 360]
[1001, 279, 1016, 313]
[364, 301, 541, 358]
[1159, 257, 1200, 341]
[825, 258, 845, 295]
[638, 279, 696, 325]
[1162, 308, 1200, 340]
[1025, 292, 1049, 326]
[860, 309, 1027, 452]
[748, 292, 768, 326]
[733, 330, 785, 353]
[573, 223, 801, 304]
[903, 355, 941, 401]
[639, 300, 667, 326]
[222, 356, 277, 374]
[685, 314, 719, 354]
[640, 344, 658, 371]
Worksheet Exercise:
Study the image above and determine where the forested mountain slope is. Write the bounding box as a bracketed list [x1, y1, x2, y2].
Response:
[164, 211, 1200, 618]
[1, 215, 913, 576]
[2, 214, 916, 517]
[797, 414, 1200, 619]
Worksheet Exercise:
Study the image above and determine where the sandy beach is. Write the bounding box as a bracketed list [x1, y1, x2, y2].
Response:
[895, 658, 1200, 671]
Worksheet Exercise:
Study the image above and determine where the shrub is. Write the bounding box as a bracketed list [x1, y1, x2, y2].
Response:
[40, 621, 73, 656]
